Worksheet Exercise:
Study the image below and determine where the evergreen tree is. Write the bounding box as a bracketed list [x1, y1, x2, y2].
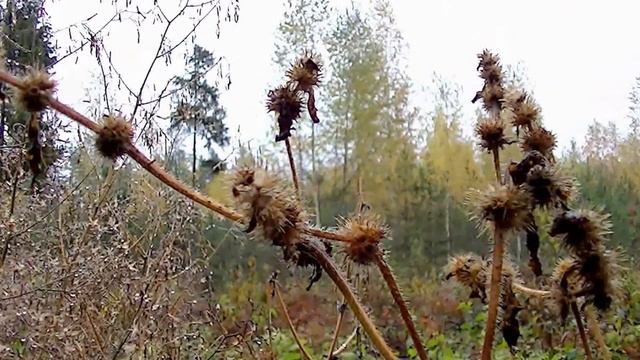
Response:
[170, 44, 228, 187]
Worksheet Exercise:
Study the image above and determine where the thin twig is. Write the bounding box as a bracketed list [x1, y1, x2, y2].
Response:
[327, 303, 347, 359]
[333, 327, 358, 356]
[481, 229, 505, 360]
[270, 277, 313, 360]
[374, 251, 428, 360]
[284, 138, 300, 195]
[571, 302, 594, 360]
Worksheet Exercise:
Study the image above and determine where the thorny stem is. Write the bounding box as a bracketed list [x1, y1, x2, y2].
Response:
[481, 229, 505, 360]
[270, 280, 313, 360]
[374, 251, 428, 360]
[571, 302, 594, 360]
[301, 241, 396, 360]
[327, 303, 347, 359]
[285, 138, 300, 195]
[585, 306, 611, 360]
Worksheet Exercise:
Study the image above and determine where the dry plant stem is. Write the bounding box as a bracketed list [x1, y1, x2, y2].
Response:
[513, 283, 550, 297]
[284, 138, 300, 195]
[481, 229, 505, 360]
[272, 282, 313, 360]
[334, 327, 358, 356]
[374, 251, 428, 360]
[585, 306, 611, 360]
[301, 241, 396, 360]
[492, 149, 501, 184]
[571, 302, 594, 360]
[327, 303, 347, 359]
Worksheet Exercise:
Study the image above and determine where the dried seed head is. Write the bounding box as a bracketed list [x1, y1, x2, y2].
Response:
[96, 116, 133, 159]
[445, 253, 488, 302]
[549, 209, 611, 257]
[521, 126, 556, 160]
[576, 250, 624, 311]
[525, 165, 577, 209]
[16, 69, 56, 112]
[266, 85, 303, 141]
[508, 150, 547, 186]
[548, 257, 580, 321]
[480, 82, 505, 113]
[230, 167, 305, 253]
[467, 185, 532, 232]
[287, 51, 322, 92]
[476, 49, 502, 82]
[504, 89, 540, 135]
[339, 211, 388, 265]
[475, 117, 511, 152]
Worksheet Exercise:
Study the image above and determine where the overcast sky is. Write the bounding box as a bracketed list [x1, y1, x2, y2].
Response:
[46, 0, 640, 154]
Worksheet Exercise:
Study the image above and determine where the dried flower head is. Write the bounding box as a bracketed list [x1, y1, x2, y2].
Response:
[504, 89, 540, 136]
[230, 167, 305, 252]
[95, 116, 133, 159]
[266, 85, 303, 141]
[521, 126, 556, 160]
[16, 69, 56, 112]
[445, 253, 488, 302]
[467, 185, 532, 232]
[549, 257, 581, 321]
[475, 117, 511, 152]
[476, 49, 502, 82]
[339, 211, 388, 265]
[508, 150, 547, 186]
[576, 250, 624, 311]
[287, 51, 322, 92]
[525, 165, 577, 209]
[549, 209, 611, 257]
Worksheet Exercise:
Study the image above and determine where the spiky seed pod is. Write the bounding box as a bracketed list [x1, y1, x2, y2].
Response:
[338, 211, 388, 265]
[476, 49, 502, 81]
[480, 82, 505, 114]
[445, 253, 488, 302]
[549, 209, 611, 257]
[521, 126, 556, 160]
[287, 52, 322, 92]
[230, 167, 305, 248]
[16, 69, 56, 112]
[577, 250, 624, 311]
[287, 52, 322, 124]
[549, 257, 581, 321]
[95, 116, 134, 159]
[475, 117, 511, 152]
[504, 90, 540, 136]
[266, 85, 303, 141]
[508, 150, 547, 186]
[467, 185, 532, 233]
[525, 165, 577, 209]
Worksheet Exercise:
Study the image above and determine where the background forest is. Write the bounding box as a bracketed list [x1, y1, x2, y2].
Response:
[0, 0, 639, 359]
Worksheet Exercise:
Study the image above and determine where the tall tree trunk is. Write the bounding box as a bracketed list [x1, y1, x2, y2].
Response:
[192, 120, 197, 187]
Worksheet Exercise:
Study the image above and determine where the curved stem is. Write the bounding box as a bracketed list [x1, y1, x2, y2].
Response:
[333, 327, 358, 357]
[301, 241, 396, 360]
[374, 251, 428, 360]
[481, 229, 505, 360]
[271, 280, 313, 360]
[327, 303, 347, 359]
[513, 283, 550, 297]
[571, 302, 594, 360]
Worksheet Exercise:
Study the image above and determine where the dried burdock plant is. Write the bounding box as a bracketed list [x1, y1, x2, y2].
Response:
[445, 253, 488, 302]
[338, 211, 387, 265]
[15, 68, 56, 113]
[472, 49, 505, 115]
[549, 257, 581, 322]
[287, 51, 322, 124]
[475, 117, 511, 154]
[468, 185, 532, 233]
[266, 84, 303, 142]
[525, 165, 577, 210]
[521, 126, 557, 161]
[504, 89, 540, 137]
[95, 115, 134, 159]
[508, 150, 547, 186]
[549, 209, 611, 258]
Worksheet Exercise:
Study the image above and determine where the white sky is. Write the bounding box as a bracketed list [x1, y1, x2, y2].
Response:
[46, 0, 640, 154]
